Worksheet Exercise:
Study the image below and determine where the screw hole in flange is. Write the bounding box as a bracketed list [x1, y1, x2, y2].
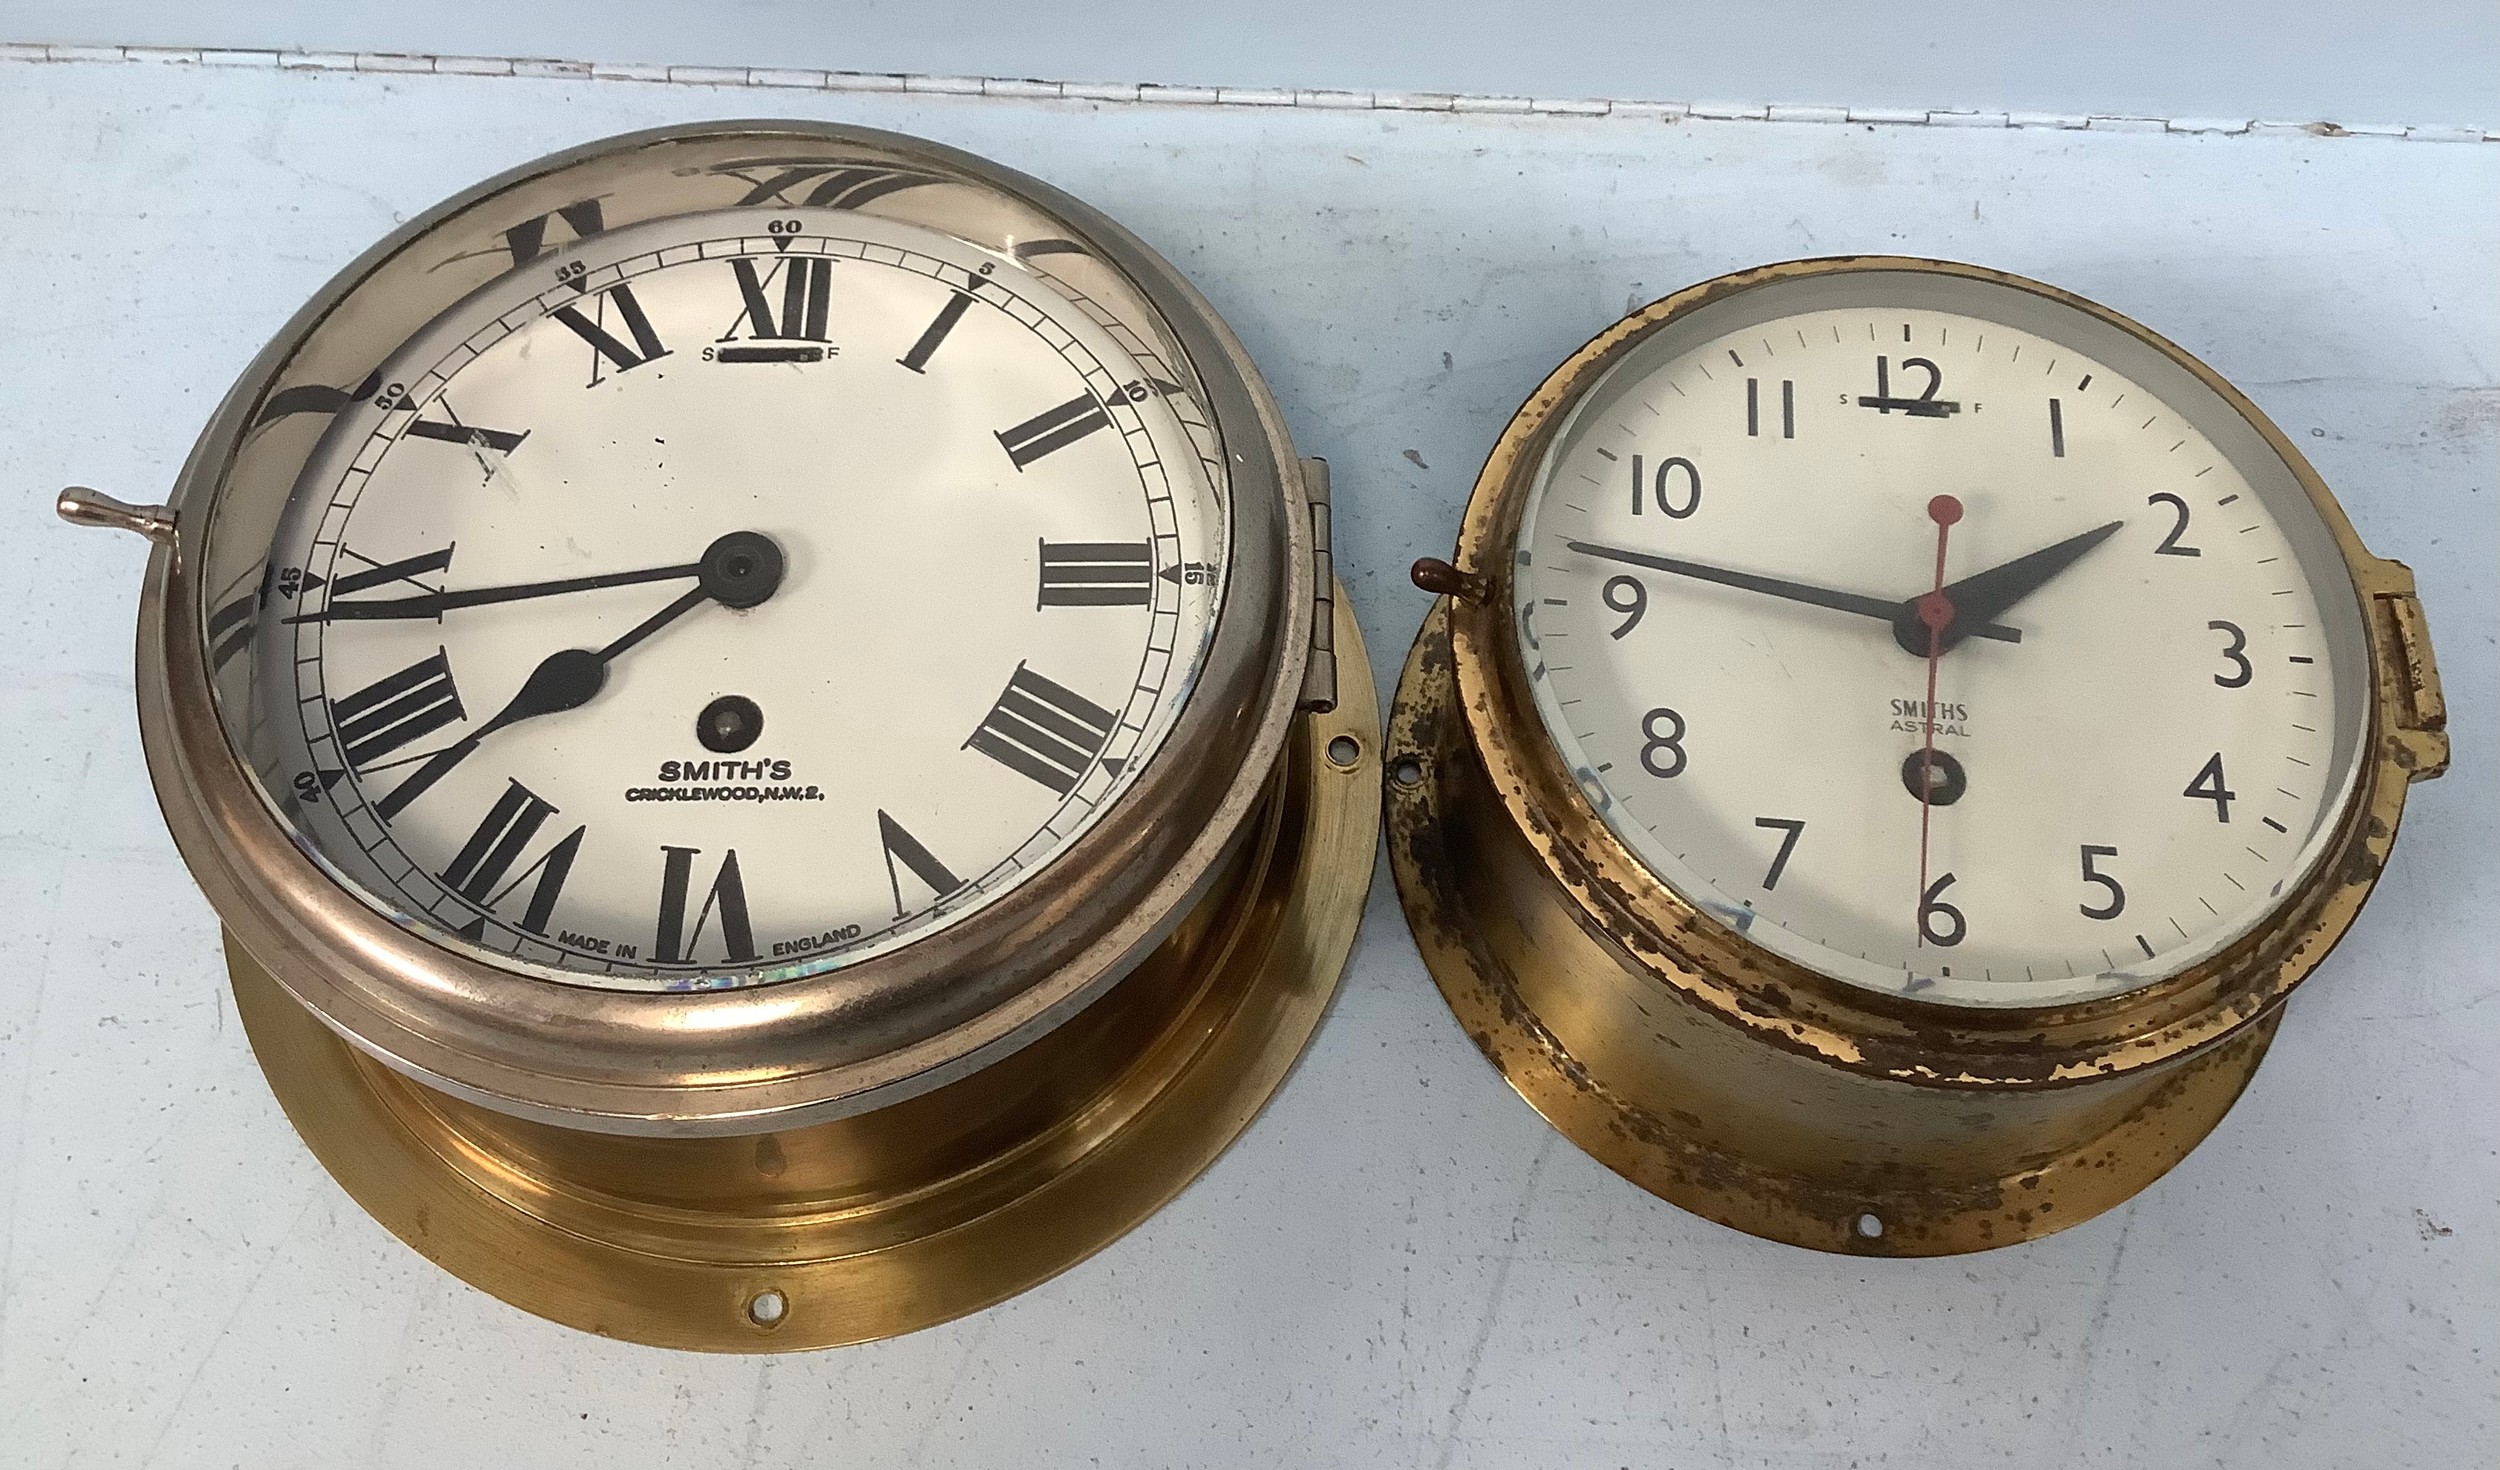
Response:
[1390, 755, 1424, 788]
[1854, 1212, 1885, 1240]
[746, 1288, 788, 1327]
[1326, 734, 1363, 770]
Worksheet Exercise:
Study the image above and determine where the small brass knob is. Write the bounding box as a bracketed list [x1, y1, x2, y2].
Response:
[57, 487, 176, 545]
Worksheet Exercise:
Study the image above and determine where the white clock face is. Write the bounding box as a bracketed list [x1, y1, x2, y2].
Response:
[1515, 270, 2370, 1007]
[242, 208, 1227, 990]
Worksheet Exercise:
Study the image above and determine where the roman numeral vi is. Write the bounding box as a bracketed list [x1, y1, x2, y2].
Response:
[654, 846, 756, 964]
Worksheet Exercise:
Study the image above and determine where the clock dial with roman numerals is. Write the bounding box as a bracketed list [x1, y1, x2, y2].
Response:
[1512, 268, 2373, 1007]
[248, 208, 1227, 990]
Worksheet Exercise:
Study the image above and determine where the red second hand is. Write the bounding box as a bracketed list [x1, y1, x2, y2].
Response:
[1914, 494, 1963, 948]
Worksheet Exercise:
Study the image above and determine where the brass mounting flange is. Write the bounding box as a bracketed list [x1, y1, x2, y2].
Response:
[234, 596, 1378, 1349]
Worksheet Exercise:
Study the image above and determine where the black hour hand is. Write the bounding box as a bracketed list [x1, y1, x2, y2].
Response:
[1897, 520, 2124, 655]
[367, 533, 783, 818]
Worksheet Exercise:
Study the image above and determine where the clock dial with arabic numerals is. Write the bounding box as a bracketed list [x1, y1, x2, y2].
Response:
[251, 208, 1227, 991]
[1514, 271, 2371, 1007]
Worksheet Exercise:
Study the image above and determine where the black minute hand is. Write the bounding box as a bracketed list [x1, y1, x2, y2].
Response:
[368, 532, 784, 819]
[290, 559, 706, 623]
[1565, 540, 2022, 644]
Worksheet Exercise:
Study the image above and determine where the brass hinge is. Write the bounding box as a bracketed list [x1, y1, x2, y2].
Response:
[1297, 457, 1338, 714]
[2367, 560, 2448, 781]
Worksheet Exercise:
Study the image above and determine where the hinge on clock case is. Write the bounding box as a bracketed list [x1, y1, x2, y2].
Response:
[1297, 457, 1339, 714]
[2365, 558, 2448, 782]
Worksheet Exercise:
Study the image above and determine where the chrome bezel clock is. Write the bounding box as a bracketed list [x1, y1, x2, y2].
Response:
[1388, 257, 2447, 1256]
[64, 121, 1378, 1348]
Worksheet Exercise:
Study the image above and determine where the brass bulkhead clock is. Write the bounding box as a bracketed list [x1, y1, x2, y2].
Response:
[61, 121, 1378, 1348]
[1391, 257, 2447, 1255]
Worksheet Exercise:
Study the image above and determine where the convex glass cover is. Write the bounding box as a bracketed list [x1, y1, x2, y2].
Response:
[242, 206, 1225, 989]
[1511, 266, 2369, 1005]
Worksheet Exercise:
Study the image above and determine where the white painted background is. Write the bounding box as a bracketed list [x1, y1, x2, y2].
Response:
[2, 0, 2497, 128]
[0, 27, 2493, 1470]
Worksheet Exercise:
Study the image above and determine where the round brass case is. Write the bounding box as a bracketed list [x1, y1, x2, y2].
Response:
[1385, 257, 2448, 1256]
[136, 122, 1324, 1133]
[80, 122, 1374, 1346]
[234, 595, 1376, 1349]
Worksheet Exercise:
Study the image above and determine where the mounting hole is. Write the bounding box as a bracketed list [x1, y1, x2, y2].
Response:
[1390, 755, 1424, 788]
[1854, 1212, 1885, 1240]
[1326, 734, 1363, 770]
[746, 1288, 788, 1327]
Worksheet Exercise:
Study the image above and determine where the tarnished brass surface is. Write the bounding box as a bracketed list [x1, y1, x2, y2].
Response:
[231, 598, 1378, 1350]
[1387, 257, 2446, 1256]
[1390, 606, 2276, 1254]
